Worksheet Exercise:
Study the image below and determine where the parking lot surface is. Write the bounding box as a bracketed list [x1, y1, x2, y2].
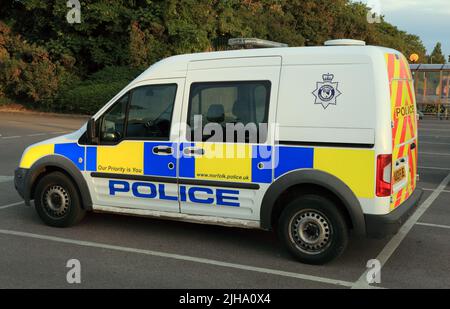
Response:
[0, 112, 449, 288]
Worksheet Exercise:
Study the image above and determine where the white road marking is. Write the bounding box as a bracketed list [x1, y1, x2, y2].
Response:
[419, 128, 450, 132]
[419, 135, 450, 138]
[0, 176, 14, 183]
[419, 152, 450, 156]
[0, 229, 354, 287]
[27, 133, 47, 137]
[0, 201, 24, 210]
[422, 188, 450, 193]
[352, 173, 450, 289]
[416, 222, 450, 230]
[419, 141, 450, 146]
[419, 166, 450, 171]
[0, 131, 70, 140]
[1, 136, 20, 139]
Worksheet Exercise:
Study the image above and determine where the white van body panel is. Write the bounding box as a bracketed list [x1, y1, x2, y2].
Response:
[276, 63, 376, 144]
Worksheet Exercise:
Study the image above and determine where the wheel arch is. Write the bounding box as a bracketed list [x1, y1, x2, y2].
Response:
[25, 155, 93, 210]
[260, 169, 366, 236]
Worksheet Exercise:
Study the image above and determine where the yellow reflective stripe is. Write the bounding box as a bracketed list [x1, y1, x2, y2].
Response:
[96, 141, 144, 175]
[393, 56, 400, 79]
[194, 143, 252, 182]
[394, 118, 404, 148]
[19, 144, 54, 169]
[314, 148, 375, 198]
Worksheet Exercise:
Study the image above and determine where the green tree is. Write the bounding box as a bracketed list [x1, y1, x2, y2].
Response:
[372, 21, 427, 63]
[0, 0, 432, 113]
[429, 42, 446, 64]
[1, 0, 429, 70]
[0, 21, 71, 104]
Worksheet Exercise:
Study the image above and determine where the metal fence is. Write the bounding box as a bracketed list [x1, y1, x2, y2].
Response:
[410, 64, 450, 120]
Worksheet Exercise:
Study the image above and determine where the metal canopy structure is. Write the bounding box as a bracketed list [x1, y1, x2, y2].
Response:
[410, 64, 450, 72]
[410, 64, 450, 119]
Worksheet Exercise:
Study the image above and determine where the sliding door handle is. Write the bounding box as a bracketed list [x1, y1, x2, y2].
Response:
[152, 146, 173, 155]
[183, 147, 205, 156]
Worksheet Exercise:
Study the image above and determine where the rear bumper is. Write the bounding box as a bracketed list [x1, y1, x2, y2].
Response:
[365, 188, 423, 238]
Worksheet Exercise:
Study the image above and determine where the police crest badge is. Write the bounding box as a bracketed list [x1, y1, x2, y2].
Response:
[312, 73, 342, 109]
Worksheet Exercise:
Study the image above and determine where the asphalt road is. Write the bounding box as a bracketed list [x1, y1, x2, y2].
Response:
[0, 112, 449, 288]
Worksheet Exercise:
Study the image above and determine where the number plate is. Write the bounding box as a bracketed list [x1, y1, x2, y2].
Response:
[393, 166, 406, 184]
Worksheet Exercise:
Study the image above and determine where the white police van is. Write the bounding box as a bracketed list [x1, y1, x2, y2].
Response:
[15, 39, 422, 264]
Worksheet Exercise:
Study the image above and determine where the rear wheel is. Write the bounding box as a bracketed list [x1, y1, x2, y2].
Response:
[277, 194, 349, 265]
[34, 172, 85, 227]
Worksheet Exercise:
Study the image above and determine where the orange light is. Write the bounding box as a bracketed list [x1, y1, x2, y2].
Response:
[409, 53, 419, 63]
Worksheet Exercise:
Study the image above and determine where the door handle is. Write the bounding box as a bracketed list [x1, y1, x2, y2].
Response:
[183, 147, 205, 156]
[152, 146, 173, 155]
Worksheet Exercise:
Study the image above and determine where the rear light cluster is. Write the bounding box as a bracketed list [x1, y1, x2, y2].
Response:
[376, 154, 392, 197]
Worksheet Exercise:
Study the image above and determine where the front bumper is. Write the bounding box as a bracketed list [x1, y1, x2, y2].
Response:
[14, 167, 29, 204]
[365, 188, 423, 238]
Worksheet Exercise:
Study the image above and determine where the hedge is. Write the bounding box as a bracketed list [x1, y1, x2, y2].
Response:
[52, 66, 142, 115]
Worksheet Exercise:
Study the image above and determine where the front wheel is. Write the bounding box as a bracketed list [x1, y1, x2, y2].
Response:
[277, 194, 349, 265]
[34, 172, 86, 227]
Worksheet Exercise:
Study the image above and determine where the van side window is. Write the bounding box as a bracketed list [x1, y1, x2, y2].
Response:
[187, 81, 271, 143]
[126, 84, 177, 139]
[100, 93, 129, 143]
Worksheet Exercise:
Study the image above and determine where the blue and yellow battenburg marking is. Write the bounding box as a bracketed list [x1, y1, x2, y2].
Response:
[179, 143, 272, 183]
[20, 141, 376, 200]
[20, 143, 85, 169]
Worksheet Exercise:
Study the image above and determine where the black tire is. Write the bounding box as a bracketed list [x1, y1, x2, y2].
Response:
[277, 194, 349, 265]
[34, 172, 86, 227]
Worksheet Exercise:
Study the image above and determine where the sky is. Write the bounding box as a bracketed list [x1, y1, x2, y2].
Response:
[356, 0, 450, 61]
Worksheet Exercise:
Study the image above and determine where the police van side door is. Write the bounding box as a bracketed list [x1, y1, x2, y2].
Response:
[85, 78, 184, 213]
[177, 57, 281, 221]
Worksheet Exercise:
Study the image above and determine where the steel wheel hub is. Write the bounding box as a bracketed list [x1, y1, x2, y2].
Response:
[43, 185, 70, 218]
[290, 210, 332, 254]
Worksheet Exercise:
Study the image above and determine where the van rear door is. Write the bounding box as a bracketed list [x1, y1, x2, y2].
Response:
[386, 53, 418, 209]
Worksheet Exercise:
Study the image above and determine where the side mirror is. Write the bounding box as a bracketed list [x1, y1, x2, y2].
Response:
[86, 117, 98, 144]
[102, 131, 120, 142]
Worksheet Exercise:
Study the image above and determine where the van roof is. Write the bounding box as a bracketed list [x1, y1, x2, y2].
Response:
[135, 45, 400, 82]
